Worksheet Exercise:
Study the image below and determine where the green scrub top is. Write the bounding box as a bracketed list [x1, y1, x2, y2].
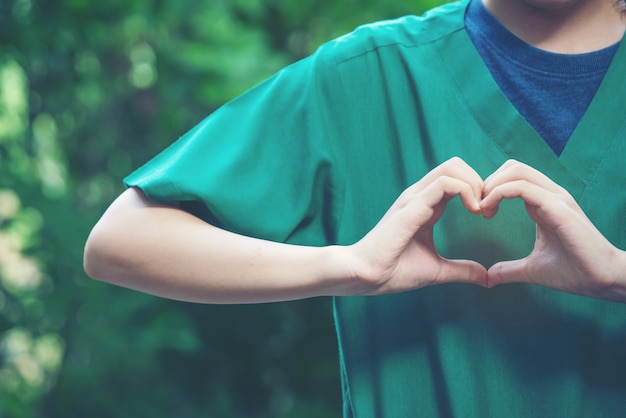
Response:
[125, 1, 626, 416]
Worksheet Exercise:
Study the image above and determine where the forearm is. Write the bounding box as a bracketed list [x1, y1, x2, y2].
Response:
[84, 188, 357, 304]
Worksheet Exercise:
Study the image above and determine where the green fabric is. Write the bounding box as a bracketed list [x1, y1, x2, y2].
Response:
[125, 1, 626, 416]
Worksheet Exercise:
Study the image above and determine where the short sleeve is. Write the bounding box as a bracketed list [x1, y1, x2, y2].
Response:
[124, 48, 346, 246]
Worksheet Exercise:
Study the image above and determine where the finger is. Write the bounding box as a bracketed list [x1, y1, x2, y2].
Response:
[436, 157, 484, 200]
[374, 176, 480, 246]
[483, 159, 564, 197]
[487, 258, 530, 287]
[382, 161, 483, 232]
[480, 179, 570, 225]
[482, 159, 517, 189]
[416, 157, 484, 202]
[420, 175, 482, 215]
[436, 258, 488, 287]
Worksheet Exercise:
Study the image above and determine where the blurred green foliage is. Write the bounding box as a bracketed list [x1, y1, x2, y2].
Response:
[0, 0, 445, 416]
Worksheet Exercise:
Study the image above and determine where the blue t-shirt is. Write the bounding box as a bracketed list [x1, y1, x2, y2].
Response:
[465, 0, 619, 155]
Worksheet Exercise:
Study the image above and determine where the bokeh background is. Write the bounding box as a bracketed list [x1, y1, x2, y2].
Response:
[1, 0, 444, 416]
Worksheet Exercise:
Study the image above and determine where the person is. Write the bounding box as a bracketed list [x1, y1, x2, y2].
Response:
[84, 0, 626, 415]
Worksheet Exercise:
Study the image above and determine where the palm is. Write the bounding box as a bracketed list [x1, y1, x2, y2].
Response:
[391, 226, 452, 287]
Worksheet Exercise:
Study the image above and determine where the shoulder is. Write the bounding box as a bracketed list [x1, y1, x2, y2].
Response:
[261, 1, 468, 86]
[316, 0, 468, 65]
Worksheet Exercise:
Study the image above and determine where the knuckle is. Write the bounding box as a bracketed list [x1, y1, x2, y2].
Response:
[448, 156, 464, 165]
[439, 156, 465, 175]
[432, 175, 456, 190]
[507, 162, 526, 177]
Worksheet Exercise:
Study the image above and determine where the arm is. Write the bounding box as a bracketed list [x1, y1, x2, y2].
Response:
[84, 157, 487, 304]
[481, 160, 626, 302]
[84, 186, 350, 303]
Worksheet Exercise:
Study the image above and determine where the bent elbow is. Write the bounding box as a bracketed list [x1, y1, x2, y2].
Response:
[83, 225, 113, 281]
[83, 213, 135, 284]
[83, 187, 148, 283]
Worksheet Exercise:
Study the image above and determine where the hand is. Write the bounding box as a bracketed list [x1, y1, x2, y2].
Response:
[481, 160, 626, 302]
[346, 157, 488, 295]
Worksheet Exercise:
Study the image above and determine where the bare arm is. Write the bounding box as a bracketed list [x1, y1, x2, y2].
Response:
[84, 187, 353, 303]
[84, 158, 488, 304]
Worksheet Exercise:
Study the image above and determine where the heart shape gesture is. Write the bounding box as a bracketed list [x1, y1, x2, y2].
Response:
[346, 158, 626, 302]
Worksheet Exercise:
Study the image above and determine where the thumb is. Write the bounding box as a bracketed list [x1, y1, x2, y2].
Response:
[437, 258, 488, 287]
[487, 259, 529, 287]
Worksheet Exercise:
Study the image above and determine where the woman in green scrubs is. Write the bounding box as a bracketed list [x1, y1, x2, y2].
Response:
[84, 0, 626, 415]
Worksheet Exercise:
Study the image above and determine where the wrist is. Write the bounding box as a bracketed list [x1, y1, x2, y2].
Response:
[316, 245, 382, 297]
